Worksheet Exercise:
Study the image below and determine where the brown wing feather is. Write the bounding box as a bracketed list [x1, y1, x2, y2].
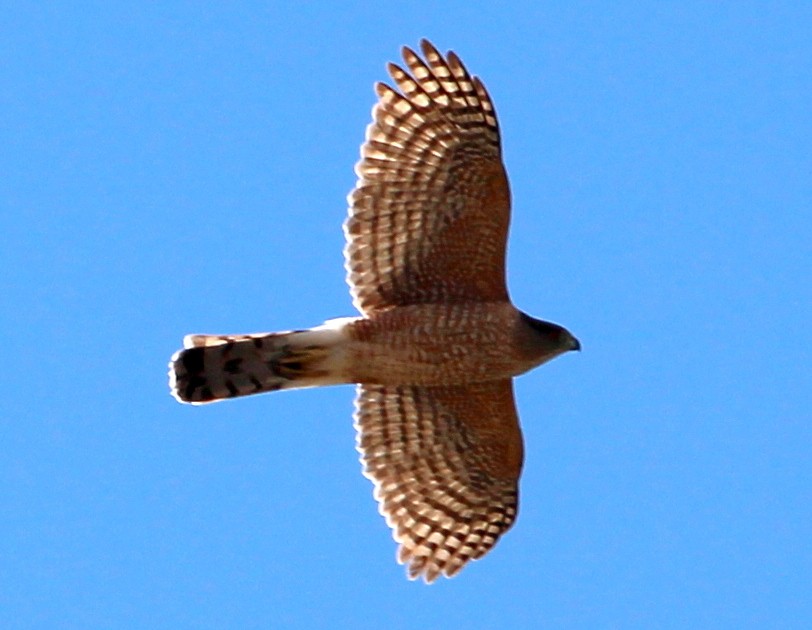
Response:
[344, 39, 511, 314]
[354, 379, 523, 582]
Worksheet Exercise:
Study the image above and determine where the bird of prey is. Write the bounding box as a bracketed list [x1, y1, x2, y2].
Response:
[169, 39, 579, 583]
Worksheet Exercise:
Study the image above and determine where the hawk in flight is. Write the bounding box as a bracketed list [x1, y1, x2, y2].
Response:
[169, 40, 579, 582]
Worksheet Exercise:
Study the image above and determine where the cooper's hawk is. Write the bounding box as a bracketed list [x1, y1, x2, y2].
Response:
[169, 40, 579, 583]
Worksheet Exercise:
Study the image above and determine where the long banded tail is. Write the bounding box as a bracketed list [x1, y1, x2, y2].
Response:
[169, 324, 350, 404]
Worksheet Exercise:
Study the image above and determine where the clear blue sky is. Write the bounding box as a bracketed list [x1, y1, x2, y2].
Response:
[3, 3, 810, 628]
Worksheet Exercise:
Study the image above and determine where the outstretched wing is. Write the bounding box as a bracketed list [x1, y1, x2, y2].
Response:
[344, 39, 511, 315]
[354, 380, 523, 582]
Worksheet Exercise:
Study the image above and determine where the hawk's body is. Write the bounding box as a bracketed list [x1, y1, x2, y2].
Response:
[169, 40, 579, 583]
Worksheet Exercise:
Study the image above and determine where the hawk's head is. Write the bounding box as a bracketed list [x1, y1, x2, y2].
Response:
[519, 312, 580, 361]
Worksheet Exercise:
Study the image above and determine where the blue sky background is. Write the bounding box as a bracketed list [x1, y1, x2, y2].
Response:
[2, 2, 810, 628]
